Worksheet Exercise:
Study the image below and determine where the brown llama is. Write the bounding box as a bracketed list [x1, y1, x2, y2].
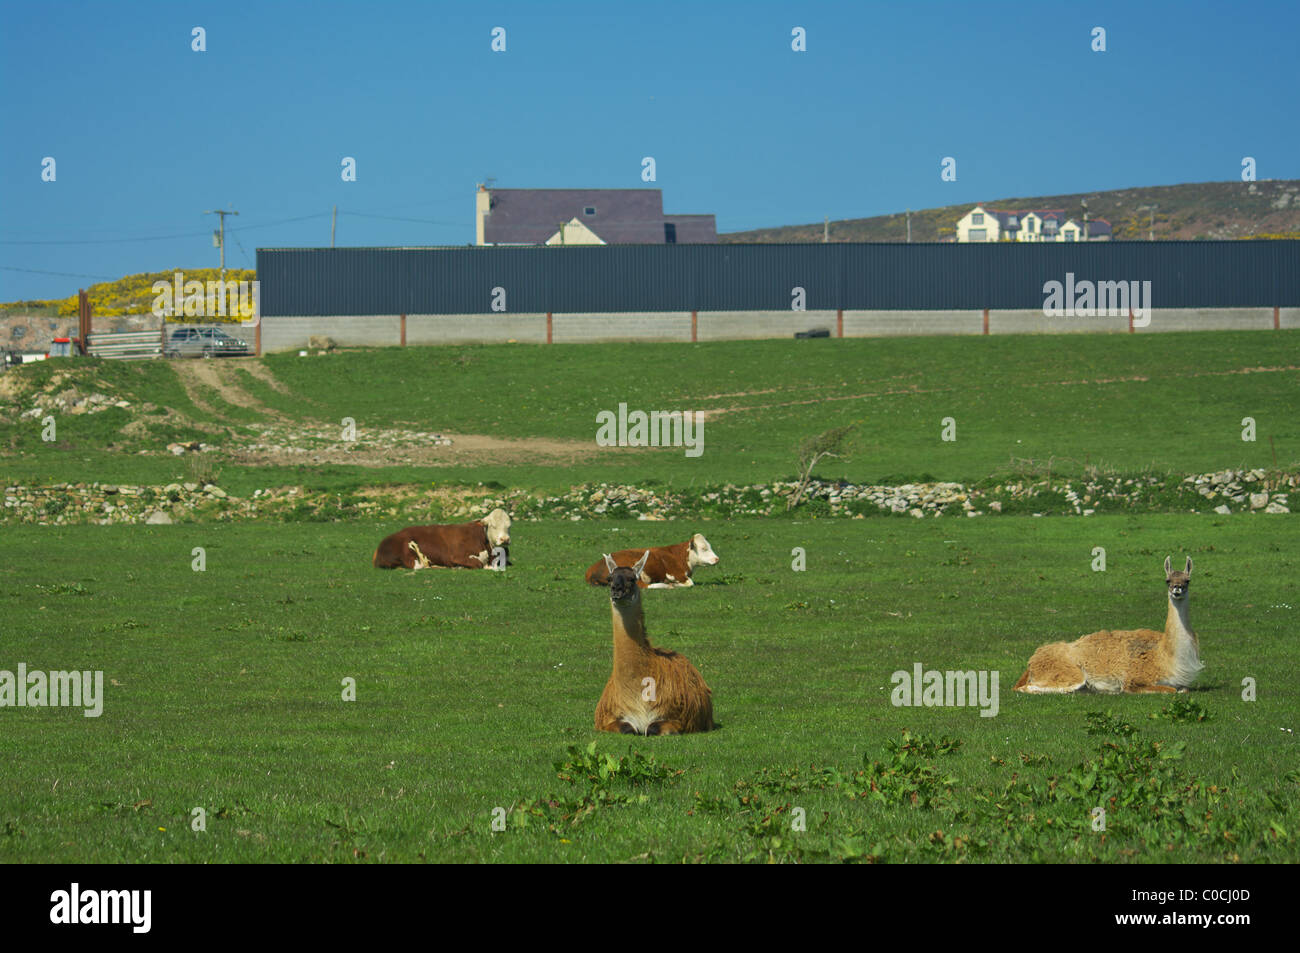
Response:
[594, 551, 714, 735]
[1014, 556, 1203, 694]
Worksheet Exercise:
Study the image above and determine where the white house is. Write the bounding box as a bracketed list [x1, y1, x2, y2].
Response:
[545, 218, 606, 245]
[956, 205, 1111, 242]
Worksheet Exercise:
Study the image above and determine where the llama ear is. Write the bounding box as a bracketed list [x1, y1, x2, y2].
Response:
[1185, 556, 1193, 576]
[1164, 555, 1172, 576]
[603, 553, 618, 573]
[633, 550, 651, 575]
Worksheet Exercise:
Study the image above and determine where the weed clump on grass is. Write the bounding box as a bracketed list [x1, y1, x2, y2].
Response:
[694, 730, 963, 862]
[1147, 696, 1213, 723]
[507, 743, 685, 832]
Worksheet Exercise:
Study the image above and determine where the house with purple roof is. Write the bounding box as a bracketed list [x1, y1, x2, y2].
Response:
[474, 185, 717, 245]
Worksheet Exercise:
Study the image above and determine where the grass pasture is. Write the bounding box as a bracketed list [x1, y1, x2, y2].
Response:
[2, 331, 1298, 492]
[1, 329, 1298, 863]
[0, 515, 1297, 863]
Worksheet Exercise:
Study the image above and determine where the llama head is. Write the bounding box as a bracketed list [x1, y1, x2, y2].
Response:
[1164, 555, 1192, 602]
[688, 533, 720, 569]
[605, 551, 650, 603]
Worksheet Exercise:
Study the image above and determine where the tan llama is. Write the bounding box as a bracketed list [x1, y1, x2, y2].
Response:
[1014, 556, 1203, 694]
[594, 552, 714, 735]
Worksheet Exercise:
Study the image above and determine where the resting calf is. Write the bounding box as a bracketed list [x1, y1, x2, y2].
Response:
[584, 533, 719, 588]
[372, 508, 511, 570]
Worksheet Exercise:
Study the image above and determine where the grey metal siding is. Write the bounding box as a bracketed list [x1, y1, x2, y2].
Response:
[257, 242, 1300, 316]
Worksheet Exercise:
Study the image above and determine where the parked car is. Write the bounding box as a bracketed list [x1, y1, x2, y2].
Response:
[166, 327, 252, 358]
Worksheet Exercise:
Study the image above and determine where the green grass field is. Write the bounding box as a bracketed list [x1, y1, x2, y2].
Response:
[1, 517, 1296, 863]
[3, 331, 1298, 491]
[1, 330, 1297, 863]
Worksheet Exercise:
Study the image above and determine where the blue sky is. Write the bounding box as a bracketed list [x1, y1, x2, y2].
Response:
[2, 0, 1297, 301]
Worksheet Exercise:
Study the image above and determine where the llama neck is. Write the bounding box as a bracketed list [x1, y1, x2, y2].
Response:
[1165, 595, 1196, 650]
[611, 601, 652, 676]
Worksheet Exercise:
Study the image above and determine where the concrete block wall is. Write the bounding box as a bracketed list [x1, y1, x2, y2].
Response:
[257, 307, 1295, 352]
[1132, 308, 1274, 332]
[552, 312, 692, 343]
[843, 310, 984, 336]
[992, 310, 1129, 334]
[259, 315, 400, 352]
[695, 311, 837, 341]
[406, 314, 547, 345]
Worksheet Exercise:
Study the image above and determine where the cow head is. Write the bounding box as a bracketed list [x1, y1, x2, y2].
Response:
[688, 533, 720, 569]
[605, 551, 650, 604]
[480, 508, 512, 547]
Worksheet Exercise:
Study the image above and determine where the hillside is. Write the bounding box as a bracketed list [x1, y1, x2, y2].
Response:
[720, 179, 1300, 243]
[4, 180, 1298, 317]
[2, 332, 1296, 500]
[0, 267, 257, 318]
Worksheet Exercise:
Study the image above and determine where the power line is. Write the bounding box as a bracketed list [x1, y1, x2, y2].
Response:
[231, 233, 253, 267]
[347, 192, 471, 214]
[0, 230, 211, 246]
[341, 211, 463, 226]
[225, 211, 332, 232]
[4, 205, 698, 249]
[0, 265, 120, 280]
[0, 210, 334, 246]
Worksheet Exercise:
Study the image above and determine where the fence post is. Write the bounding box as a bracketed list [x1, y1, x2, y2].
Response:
[255, 320, 262, 357]
[546, 311, 553, 344]
[400, 313, 407, 347]
[1128, 308, 1135, 333]
[837, 308, 843, 338]
[691, 310, 697, 343]
[982, 308, 989, 335]
[78, 289, 91, 349]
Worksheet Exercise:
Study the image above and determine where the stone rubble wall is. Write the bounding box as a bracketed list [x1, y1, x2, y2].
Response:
[3, 470, 1293, 526]
[2, 314, 162, 353]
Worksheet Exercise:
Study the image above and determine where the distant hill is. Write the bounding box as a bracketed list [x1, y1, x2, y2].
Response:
[720, 179, 1300, 243]
[6, 181, 1296, 314]
[1, 268, 257, 318]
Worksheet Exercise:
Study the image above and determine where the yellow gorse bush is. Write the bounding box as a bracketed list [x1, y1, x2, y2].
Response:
[11, 268, 259, 320]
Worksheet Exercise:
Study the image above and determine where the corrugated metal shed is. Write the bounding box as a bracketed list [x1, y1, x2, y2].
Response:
[257, 241, 1300, 316]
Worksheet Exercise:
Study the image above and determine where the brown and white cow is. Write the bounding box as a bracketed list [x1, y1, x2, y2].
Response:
[584, 533, 719, 589]
[373, 508, 512, 570]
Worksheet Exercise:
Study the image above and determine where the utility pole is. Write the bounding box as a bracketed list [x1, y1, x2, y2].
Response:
[906, 209, 912, 243]
[203, 208, 239, 279]
[823, 217, 828, 243]
[1137, 204, 1157, 241]
[331, 205, 337, 247]
[1081, 198, 1089, 241]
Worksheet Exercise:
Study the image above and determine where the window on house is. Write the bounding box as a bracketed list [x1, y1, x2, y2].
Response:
[584, 207, 596, 215]
[1027, 219, 1036, 232]
[968, 228, 987, 241]
[1063, 230, 1077, 241]
[972, 213, 984, 225]
[664, 223, 677, 243]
